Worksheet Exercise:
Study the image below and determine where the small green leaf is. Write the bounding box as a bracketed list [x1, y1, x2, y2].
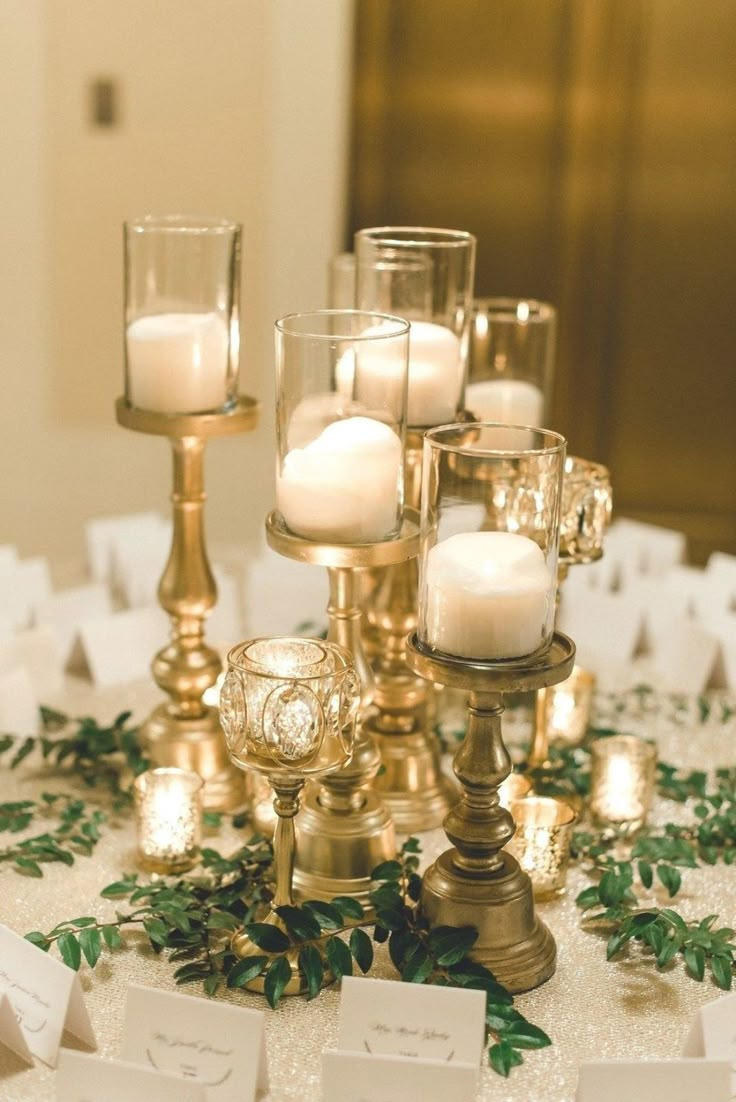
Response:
[302, 900, 344, 931]
[264, 955, 292, 1009]
[243, 923, 291, 953]
[227, 956, 269, 988]
[207, 910, 241, 931]
[101, 925, 123, 950]
[100, 878, 137, 898]
[143, 917, 169, 948]
[14, 857, 43, 878]
[637, 861, 653, 889]
[657, 865, 682, 898]
[203, 973, 222, 997]
[331, 896, 365, 921]
[489, 1040, 523, 1077]
[576, 885, 601, 909]
[299, 944, 324, 1000]
[275, 905, 322, 942]
[24, 931, 50, 951]
[79, 927, 102, 969]
[371, 860, 403, 882]
[684, 946, 705, 981]
[401, 943, 433, 984]
[502, 1021, 552, 1050]
[325, 936, 353, 981]
[428, 925, 479, 966]
[58, 931, 81, 971]
[349, 928, 373, 974]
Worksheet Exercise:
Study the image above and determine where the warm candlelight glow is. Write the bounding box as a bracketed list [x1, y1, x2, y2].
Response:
[507, 796, 576, 899]
[590, 735, 657, 827]
[134, 768, 203, 873]
[498, 772, 533, 809]
[545, 666, 595, 746]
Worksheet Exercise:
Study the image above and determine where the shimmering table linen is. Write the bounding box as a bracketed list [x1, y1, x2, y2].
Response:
[1, 677, 735, 1102]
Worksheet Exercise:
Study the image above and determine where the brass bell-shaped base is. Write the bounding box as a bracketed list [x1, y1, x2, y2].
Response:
[367, 720, 458, 833]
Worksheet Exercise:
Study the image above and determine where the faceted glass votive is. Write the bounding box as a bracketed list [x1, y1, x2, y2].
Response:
[559, 457, 613, 566]
[354, 227, 476, 429]
[417, 423, 566, 661]
[544, 666, 596, 746]
[507, 796, 576, 900]
[466, 298, 556, 429]
[274, 310, 410, 544]
[124, 215, 241, 415]
[134, 767, 204, 874]
[220, 637, 359, 778]
[589, 735, 658, 829]
[498, 771, 533, 809]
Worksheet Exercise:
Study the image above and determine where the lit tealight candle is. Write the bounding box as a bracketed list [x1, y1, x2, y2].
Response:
[277, 416, 402, 543]
[126, 311, 230, 414]
[424, 531, 551, 659]
[134, 767, 204, 873]
[498, 771, 533, 809]
[466, 378, 544, 427]
[507, 796, 576, 899]
[589, 735, 657, 828]
[545, 667, 596, 746]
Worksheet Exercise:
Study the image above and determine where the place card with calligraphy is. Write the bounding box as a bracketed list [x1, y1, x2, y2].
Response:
[0, 993, 33, 1065]
[682, 991, 736, 1061]
[576, 1058, 732, 1101]
[57, 1050, 206, 1102]
[0, 922, 96, 1067]
[119, 984, 269, 1101]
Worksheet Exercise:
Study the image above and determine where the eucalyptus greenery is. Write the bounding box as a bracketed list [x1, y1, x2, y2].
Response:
[25, 837, 551, 1078]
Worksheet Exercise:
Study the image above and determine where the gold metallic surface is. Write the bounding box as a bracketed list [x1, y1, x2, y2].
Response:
[116, 397, 260, 810]
[406, 631, 575, 992]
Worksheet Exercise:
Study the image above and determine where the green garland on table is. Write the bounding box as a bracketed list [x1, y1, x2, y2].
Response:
[25, 837, 550, 1079]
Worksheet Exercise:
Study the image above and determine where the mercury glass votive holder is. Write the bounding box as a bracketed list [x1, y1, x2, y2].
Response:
[544, 666, 596, 746]
[134, 767, 204, 874]
[498, 771, 533, 809]
[417, 423, 566, 661]
[466, 298, 556, 429]
[507, 796, 576, 900]
[124, 215, 241, 415]
[589, 735, 657, 829]
[275, 310, 410, 544]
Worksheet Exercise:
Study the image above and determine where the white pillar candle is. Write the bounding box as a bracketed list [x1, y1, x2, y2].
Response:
[126, 311, 230, 413]
[277, 416, 402, 543]
[358, 321, 462, 426]
[466, 378, 544, 427]
[424, 531, 551, 659]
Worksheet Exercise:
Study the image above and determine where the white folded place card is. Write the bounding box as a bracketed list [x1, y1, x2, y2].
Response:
[78, 606, 168, 688]
[0, 557, 52, 631]
[0, 626, 64, 696]
[85, 511, 166, 584]
[0, 664, 40, 735]
[120, 984, 268, 1101]
[322, 1049, 479, 1102]
[57, 1050, 206, 1102]
[651, 618, 720, 694]
[0, 922, 96, 1067]
[34, 583, 113, 667]
[337, 975, 485, 1064]
[243, 546, 327, 637]
[109, 519, 171, 592]
[0, 545, 19, 573]
[707, 551, 736, 608]
[558, 587, 644, 667]
[682, 991, 736, 1060]
[611, 517, 687, 577]
[0, 992, 33, 1065]
[576, 1058, 732, 1101]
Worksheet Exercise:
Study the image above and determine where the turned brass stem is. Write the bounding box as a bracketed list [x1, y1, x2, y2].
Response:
[327, 567, 374, 714]
[270, 777, 304, 909]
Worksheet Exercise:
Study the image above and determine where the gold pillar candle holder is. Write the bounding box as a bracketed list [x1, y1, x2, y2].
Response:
[134, 767, 204, 874]
[498, 771, 533, 809]
[506, 796, 577, 900]
[589, 735, 657, 830]
[219, 637, 359, 994]
[266, 511, 418, 906]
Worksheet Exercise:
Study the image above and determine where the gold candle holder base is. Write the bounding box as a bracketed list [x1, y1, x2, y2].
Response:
[116, 396, 259, 811]
[265, 511, 420, 904]
[405, 631, 575, 993]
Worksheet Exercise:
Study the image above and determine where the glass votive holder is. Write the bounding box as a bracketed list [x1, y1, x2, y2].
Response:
[559, 457, 613, 566]
[507, 796, 576, 900]
[354, 227, 476, 428]
[465, 298, 556, 428]
[498, 771, 533, 809]
[589, 735, 658, 829]
[134, 767, 204, 874]
[124, 215, 241, 415]
[417, 423, 566, 661]
[275, 310, 410, 544]
[544, 666, 596, 746]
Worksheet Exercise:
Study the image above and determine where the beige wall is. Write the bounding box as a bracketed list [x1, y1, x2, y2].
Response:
[1, 0, 353, 561]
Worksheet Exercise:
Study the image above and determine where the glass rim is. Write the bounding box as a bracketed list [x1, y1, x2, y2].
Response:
[473, 297, 556, 323]
[125, 214, 241, 235]
[133, 767, 204, 794]
[355, 226, 476, 250]
[509, 795, 577, 828]
[590, 734, 657, 759]
[226, 636, 355, 682]
[275, 309, 410, 342]
[424, 421, 567, 458]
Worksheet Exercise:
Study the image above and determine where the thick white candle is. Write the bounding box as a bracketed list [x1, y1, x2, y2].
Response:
[277, 416, 402, 542]
[466, 378, 544, 427]
[126, 311, 230, 413]
[424, 531, 550, 659]
[357, 321, 462, 426]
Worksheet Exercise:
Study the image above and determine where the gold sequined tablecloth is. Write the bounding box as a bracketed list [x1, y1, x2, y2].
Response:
[1, 677, 735, 1101]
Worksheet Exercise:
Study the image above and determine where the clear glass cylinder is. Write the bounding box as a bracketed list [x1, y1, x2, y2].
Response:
[507, 796, 576, 899]
[133, 767, 203, 873]
[417, 423, 566, 661]
[354, 227, 476, 428]
[328, 252, 356, 308]
[589, 735, 657, 828]
[124, 215, 241, 415]
[275, 310, 410, 544]
[219, 637, 359, 778]
[466, 298, 556, 428]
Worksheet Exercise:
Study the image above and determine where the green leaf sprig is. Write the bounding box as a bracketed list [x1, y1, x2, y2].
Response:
[0, 793, 106, 877]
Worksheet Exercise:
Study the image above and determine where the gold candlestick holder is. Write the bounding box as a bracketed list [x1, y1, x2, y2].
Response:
[265, 510, 419, 906]
[406, 630, 575, 993]
[116, 396, 259, 810]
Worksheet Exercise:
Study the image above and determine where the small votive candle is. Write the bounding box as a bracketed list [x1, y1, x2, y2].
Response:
[545, 666, 595, 746]
[134, 768, 204, 873]
[498, 771, 533, 809]
[507, 796, 576, 900]
[589, 735, 657, 829]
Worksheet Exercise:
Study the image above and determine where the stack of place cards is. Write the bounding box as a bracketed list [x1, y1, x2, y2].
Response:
[577, 1059, 732, 1101]
[119, 985, 268, 1100]
[57, 1050, 206, 1102]
[322, 976, 485, 1102]
[0, 923, 96, 1068]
